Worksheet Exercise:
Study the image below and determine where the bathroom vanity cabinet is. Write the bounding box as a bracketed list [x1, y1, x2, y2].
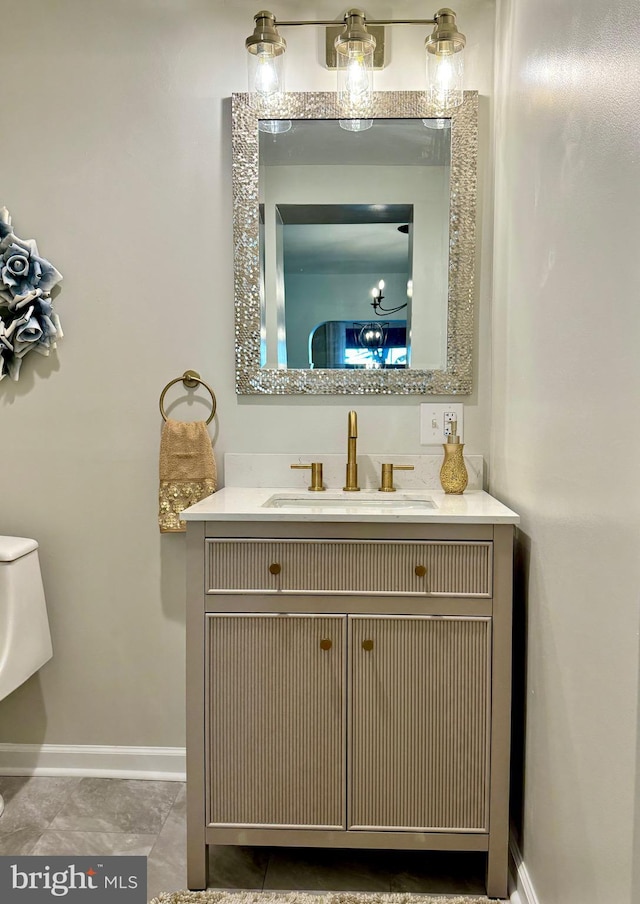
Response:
[184, 499, 516, 900]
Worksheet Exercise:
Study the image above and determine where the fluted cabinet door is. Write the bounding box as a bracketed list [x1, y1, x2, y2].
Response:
[349, 615, 491, 832]
[207, 614, 346, 829]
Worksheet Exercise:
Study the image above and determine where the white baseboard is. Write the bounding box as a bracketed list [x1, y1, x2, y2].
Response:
[0, 744, 186, 781]
[509, 834, 540, 904]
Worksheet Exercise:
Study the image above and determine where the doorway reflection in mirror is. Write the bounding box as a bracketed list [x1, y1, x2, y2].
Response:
[259, 118, 450, 372]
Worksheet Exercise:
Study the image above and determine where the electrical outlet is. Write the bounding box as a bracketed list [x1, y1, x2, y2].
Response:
[443, 411, 458, 438]
[420, 403, 464, 445]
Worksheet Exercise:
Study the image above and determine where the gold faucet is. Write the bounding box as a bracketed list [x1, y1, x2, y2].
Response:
[343, 410, 360, 492]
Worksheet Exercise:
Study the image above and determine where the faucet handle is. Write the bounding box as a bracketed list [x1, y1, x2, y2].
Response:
[379, 463, 414, 493]
[290, 462, 325, 492]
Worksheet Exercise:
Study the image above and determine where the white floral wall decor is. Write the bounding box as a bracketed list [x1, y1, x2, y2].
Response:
[0, 207, 63, 381]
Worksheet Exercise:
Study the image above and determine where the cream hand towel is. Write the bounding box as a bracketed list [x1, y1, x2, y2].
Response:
[159, 419, 217, 533]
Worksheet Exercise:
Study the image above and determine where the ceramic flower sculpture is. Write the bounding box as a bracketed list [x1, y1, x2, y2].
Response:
[0, 207, 63, 381]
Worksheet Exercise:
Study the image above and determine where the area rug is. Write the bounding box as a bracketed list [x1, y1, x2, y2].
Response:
[149, 893, 499, 904]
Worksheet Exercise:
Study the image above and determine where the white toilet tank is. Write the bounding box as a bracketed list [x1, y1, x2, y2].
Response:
[0, 537, 53, 701]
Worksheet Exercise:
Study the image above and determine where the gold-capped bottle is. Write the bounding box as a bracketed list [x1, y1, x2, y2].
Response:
[439, 419, 468, 494]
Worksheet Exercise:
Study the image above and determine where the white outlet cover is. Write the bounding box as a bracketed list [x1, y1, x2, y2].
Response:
[420, 403, 464, 445]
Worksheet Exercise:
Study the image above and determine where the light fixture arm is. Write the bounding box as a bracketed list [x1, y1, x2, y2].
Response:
[247, 8, 463, 43]
[371, 299, 409, 316]
[371, 282, 408, 316]
[271, 18, 437, 27]
[360, 19, 437, 25]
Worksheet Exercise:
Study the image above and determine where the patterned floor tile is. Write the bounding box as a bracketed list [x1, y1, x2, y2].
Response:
[0, 776, 80, 834]
[147, 786, 187, 901]
[50, 778, 181, 834]
[30, 829, 157, 857]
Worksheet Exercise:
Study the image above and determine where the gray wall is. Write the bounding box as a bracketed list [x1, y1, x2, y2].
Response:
[0, 0, 495, 748]
[491, 1, 640, 902]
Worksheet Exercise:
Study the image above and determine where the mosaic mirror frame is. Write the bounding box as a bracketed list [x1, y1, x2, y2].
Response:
[232, 91, 478, 395]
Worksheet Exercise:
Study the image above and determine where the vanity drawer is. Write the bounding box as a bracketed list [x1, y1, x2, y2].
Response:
[206, 539, 492, 597]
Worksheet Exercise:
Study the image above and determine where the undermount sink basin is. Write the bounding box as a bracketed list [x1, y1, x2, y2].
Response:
[262, 492, 437, 510]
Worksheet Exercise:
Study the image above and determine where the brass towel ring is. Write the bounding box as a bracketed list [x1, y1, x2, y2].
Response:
[159, 370, 217, 425]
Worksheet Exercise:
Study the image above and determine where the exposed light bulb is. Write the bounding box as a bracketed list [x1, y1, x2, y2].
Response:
[426, 44, 464, 112]
[424, 9, 465, 112]
[247, 40, 285, 112]
[345, 53, 369, 104]
[245, 13, 286, 111]
[435, 54, 454, 92]
[255, 55, 279, 97]
[337, 39, 374, 119]
[378, 279, 385, 291]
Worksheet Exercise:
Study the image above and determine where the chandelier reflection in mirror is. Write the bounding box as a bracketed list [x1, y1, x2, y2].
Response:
[245, 8, 466, 132]
[353, 320, 407, 370]
[370, 278, 410, 316]
[347, 277, 410, 369]
[309, 319, 408, 370]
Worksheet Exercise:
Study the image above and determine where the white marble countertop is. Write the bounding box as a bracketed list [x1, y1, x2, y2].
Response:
[181, 487, 520, 524]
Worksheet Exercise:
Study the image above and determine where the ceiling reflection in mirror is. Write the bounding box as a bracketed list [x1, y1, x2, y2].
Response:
[259, 119, 451, 372]
[232, 91, 477, 394]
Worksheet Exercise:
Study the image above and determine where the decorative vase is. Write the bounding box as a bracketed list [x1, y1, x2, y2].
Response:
[440, 442, 468, 494]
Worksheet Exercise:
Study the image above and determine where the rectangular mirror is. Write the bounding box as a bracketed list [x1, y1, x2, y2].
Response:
[233, 92, 477, 394]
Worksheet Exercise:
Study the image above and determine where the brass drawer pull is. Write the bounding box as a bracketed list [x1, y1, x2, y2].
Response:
[269, 563, 281, 575]
[415, 564, 427, 577]
[320, 638, 332, 651]
[362, 639, 374, 652]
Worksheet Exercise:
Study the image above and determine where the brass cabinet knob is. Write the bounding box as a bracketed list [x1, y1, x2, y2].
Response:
[415, 564, 427, 577]
[362, 639, 374, 652]
[269, 563, 281, 575]
[320, 638, 332, 651]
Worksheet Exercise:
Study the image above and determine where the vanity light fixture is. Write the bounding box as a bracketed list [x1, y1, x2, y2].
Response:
[245, 11, 287, 108]
[245, 7, 466, 126]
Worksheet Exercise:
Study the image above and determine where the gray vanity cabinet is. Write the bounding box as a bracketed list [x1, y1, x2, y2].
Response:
[186, 521, 514, 900]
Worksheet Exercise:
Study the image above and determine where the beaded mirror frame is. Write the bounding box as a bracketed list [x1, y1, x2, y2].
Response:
[232, 91, 477, 395]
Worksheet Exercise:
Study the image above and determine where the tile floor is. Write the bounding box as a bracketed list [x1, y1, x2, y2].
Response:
[0, 776, 491, 902]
